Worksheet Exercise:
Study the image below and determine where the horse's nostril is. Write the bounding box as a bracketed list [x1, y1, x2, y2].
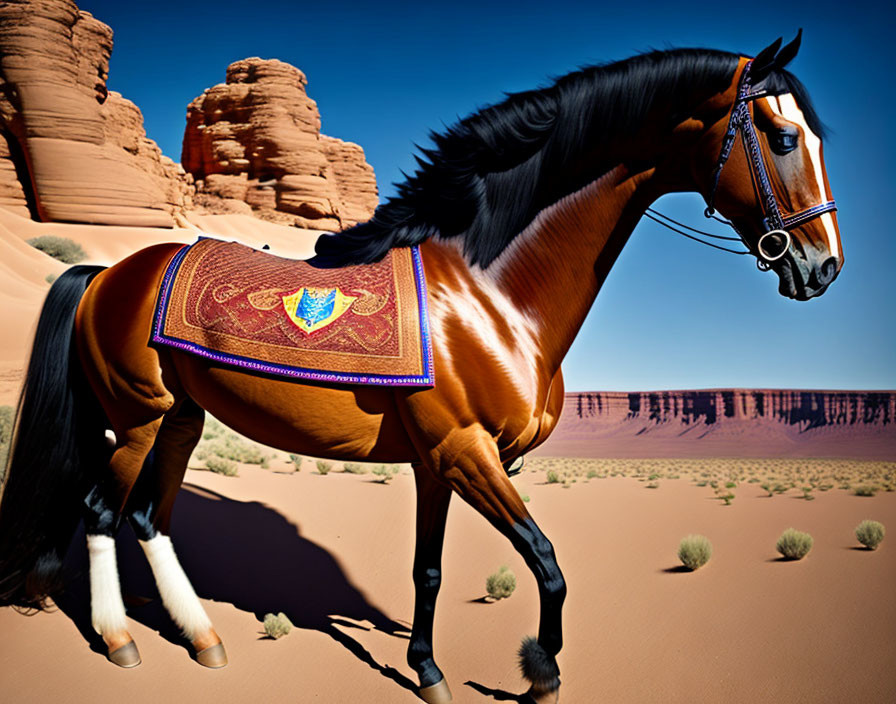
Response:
[819, 257, 838, 285]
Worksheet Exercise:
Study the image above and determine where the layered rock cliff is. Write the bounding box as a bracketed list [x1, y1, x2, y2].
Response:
[182, 58, 378, 231]
[0, 0, 192, 226]
[536, 390, 896, 460]
[0, 1, 377, 232]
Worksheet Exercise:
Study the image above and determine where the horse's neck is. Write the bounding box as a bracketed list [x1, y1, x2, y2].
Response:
[435, 163, 660, 382]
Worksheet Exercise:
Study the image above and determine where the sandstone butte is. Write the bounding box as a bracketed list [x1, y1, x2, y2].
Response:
[183, 58, 378, 232]
[0, 0, 377, 231]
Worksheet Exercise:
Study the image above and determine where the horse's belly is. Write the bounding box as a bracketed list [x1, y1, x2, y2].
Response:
[170, 353, 417, 462]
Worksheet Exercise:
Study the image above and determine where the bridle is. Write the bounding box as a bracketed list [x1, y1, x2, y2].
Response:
[646, 58, 837, 269]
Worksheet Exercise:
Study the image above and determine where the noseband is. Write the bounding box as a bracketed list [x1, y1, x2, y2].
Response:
[704, 59, 837, 267]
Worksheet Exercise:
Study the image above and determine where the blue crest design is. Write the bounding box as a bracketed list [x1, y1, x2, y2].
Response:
[298, 288, 336, 327]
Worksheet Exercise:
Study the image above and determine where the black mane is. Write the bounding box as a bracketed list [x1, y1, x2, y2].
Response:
[314, 49, 819, 269]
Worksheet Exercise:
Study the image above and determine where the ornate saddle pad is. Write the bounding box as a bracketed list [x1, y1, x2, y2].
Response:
[151, 238, 434, 386]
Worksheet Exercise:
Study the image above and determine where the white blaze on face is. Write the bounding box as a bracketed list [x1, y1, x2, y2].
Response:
[765, 94, 839, 258]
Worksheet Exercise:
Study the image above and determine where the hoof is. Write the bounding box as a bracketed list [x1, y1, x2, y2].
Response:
[419, 677, 452, 703]
[107, 640, 141, 668]
[195, 642, 228, 668]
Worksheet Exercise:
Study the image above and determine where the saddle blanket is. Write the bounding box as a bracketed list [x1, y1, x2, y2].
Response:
[151, 238, 434, 386]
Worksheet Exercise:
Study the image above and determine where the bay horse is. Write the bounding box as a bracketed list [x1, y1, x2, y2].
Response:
[0, 34, 842, 703]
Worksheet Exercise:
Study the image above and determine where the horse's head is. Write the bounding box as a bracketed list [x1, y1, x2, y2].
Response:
[693, 31, 842, 300]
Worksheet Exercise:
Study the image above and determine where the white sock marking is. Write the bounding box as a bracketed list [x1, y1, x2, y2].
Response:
[87, 534, 127, 636]
[140, 534, 212, 640]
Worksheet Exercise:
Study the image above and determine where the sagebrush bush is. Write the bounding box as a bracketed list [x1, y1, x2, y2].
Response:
[372, 464, 398, 482]
[205, 455, 238, 476]
[263, 612, 293, 639]
[27, 235, 86, 263]
[0, 404, 14, 483]
[855, 520, 885, 550]
[486, 565, 516, 599]
[316, 459, 332, 475]
[776, 528, 813, 560]
[546, 469, 559, 484]
[853, 485, 878, 497]
[288, 453, 303, 471]
[677, 535, 712, 570]
[343, 462, 366, 474]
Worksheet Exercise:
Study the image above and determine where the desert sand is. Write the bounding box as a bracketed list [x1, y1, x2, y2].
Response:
[1, 462, 894, 703]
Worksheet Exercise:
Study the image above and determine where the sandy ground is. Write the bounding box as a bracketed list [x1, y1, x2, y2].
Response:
[1, 464, 894, 703]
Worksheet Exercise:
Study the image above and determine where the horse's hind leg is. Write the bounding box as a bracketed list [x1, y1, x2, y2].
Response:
[408, 465, 453, 704]
[83, 419, 163, 668]
[126, 399, 227, 668]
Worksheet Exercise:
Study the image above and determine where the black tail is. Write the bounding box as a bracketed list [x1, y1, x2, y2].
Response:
[0, 265, 108, 607]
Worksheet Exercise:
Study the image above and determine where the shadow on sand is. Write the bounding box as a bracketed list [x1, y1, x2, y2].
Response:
[465, 680, 532, 702]
[55, 482, 416, 694]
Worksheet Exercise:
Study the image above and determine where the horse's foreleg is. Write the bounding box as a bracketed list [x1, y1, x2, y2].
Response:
[409, 464, 453, 704]
[126, 400, 226, 668]
[431, 435, 566, 703]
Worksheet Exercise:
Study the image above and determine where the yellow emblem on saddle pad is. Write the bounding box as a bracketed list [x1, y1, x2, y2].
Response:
[282, 286, 357, 334]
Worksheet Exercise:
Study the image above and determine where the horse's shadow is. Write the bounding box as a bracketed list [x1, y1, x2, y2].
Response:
[56, 482, 416, 694]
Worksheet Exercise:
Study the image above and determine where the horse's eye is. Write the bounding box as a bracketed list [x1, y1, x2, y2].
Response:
[769, 127, 799, 156]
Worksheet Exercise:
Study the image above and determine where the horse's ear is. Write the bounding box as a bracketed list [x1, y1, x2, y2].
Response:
[774, 29, 802, 70]
[751, 36, 782, 82]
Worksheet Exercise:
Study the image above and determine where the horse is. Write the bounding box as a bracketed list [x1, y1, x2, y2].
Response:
[0, 33, 842, 703]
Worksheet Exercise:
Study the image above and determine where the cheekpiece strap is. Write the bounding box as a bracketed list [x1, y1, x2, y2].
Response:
[705, 60, 754, 215]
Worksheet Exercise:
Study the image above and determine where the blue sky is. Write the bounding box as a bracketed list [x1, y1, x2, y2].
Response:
[81, 0, 894, 391]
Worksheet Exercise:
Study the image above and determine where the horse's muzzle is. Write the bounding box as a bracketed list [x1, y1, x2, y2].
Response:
[778, 253, 842, 300]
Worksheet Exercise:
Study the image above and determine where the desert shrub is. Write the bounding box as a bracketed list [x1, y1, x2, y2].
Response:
[725, 481, 736, 489]
[45, 273, 57, 284]
[520, 494, 530, 503]
[586, 470, 598, 479]
[196, 420, 270, 466]
[776, 528, 813, 560]
[546, 469, 559, 484]
[0, 405, 14, 483]
[855, 520, 885, 550]
[205, 455, 237, 476]
[288, 453, 303, 471]
[27, 235, 86, 264]
[485, 565, 516, 599]
[372, 464, 399, 483]
[719, 492, 734, 506]
[646, 481, 659, 489]
[263, 612, 293, 639]
[853, 485, 878, 497]
[316, 460, 333, 475]
[677, 535, 712, 570]
[343, 462, 366, 474]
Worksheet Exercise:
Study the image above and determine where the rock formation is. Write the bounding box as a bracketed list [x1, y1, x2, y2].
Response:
[537, 389, 896, 460]
[182, 57, 377, 231]
[0, 0, 192, 226]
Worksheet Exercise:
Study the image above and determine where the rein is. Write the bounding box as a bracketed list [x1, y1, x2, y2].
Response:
[647, 59, 837, 266]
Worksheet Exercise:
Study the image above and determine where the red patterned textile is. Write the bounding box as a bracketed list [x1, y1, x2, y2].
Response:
[151, 238, 433, 386]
